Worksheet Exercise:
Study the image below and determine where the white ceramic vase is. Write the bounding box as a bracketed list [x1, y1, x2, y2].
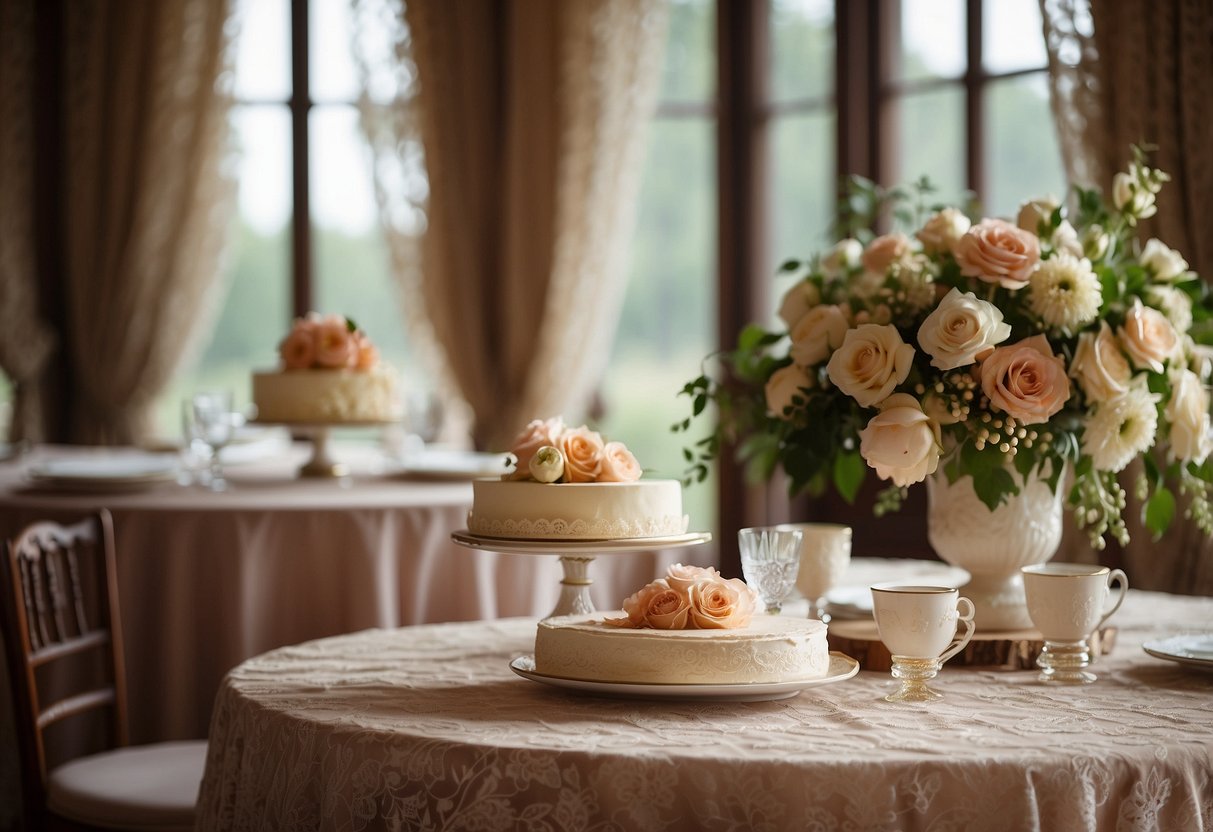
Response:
[926, 467, 1064, 631]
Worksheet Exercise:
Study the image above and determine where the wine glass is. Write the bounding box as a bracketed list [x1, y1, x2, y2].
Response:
[738, 527, 803, 614]
[191, 391, 235, 491]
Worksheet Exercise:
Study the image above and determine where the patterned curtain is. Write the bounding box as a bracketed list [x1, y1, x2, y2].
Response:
[1041, 0, 1213, 594]
[353, 0, 669, 449]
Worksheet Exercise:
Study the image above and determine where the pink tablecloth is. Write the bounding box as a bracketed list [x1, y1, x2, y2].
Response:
[0, 444, 710, 826]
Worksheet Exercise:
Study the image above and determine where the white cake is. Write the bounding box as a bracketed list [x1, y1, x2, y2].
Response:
[252, 367, 400, 424]
[467, 479, 688, 540]
[535, 613, 830, 684]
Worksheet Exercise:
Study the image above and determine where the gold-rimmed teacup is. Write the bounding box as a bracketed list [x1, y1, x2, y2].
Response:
[871, 584, 975, 703]
[1022, 563, 1128, 684]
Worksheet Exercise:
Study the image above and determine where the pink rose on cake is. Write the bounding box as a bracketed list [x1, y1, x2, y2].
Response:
[277, 313, 379, 371]
[690, 577, 759, 629]
[559, 427, 605, 483]
[504, 417, 644, 484]
[604, 563, 761, 630]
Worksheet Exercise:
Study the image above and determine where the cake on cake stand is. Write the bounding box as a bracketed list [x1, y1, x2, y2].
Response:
[254, 420, 397, 478]
[451, 531, 712, 618]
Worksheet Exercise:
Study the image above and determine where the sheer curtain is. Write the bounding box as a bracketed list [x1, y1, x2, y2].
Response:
[1041, 0, 1213, 593]
[62, 0, 239, 444]
[355, 0, 669, 450]
[0, 0, 56, 443]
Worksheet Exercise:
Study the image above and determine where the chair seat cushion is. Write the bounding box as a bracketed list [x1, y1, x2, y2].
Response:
[47, 740, 207, 831]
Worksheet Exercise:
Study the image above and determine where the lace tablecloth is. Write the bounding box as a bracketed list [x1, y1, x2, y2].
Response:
[197, 564, 1213, 832]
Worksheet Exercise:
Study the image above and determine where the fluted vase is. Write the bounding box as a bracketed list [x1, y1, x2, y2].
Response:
[926, 467, 1064, 631]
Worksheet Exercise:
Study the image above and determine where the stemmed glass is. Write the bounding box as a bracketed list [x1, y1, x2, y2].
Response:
[191, 391, 236, 491]
[738, 527, 803, 614]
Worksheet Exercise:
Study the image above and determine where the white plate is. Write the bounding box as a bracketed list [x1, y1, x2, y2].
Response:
[509, 652, 860, 702]
[1142, 634, 1213, 669]
[392, 450, 511, 481]
[453, 530, 712, 554]
[27, 456, 178, 492]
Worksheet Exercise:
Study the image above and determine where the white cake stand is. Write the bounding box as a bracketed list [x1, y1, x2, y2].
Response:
[253, 420, 397, 478]
[451, 530, 713, 618]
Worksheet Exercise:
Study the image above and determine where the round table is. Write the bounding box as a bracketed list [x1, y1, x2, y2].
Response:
[196, 559, 1213, 831]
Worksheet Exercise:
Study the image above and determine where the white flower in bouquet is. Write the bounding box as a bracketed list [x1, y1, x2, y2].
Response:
[790, 304, 849, 367]
[1166, 369, 1212, 465]
[917, 287, 1010, 371]
[1141, 238, 1190, 282]
[777, 280, 822, 329]
[1082, 381, 1160, 473]
[1027, 253, 1102, 332]
[917, 207, 970, 255]
[826, 324, 914, 407]
[821, 238, 864, 278]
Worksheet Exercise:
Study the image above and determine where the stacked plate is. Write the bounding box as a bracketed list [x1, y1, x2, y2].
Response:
[27, 456, 179, 493]
[391, 449, 510, 481]
[823, 586, 874, 621]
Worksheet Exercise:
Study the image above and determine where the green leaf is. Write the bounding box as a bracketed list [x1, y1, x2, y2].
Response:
[737, 323, 775, 351]
[345, 316, 360, 333]
[971, 465, 1017, 511]
[1144, 486, 1176, 539]
[832, 451, 866, 505]
[1143, 453, 1162, 488]
[778, 259, 802, 273]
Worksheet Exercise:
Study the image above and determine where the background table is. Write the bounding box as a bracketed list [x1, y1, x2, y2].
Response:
[198, 558, 1213, 831]
[0, 444, 706, 827]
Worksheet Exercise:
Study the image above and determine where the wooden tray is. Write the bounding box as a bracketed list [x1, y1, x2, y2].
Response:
[827, 619, 1118, 672]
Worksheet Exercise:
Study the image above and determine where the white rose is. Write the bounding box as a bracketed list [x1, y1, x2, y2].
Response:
[821, 238, 863, 278]
[1069, 321, 1132, 404]
[1016, 196, 1059, 234]
[826, 324, 915, 407]
[777, 280, 821, 330]
[1113, 172, 1157, 220]
[789, 304, 849, 367]
[1082, 224, 1110, 261]
[1119, 298, 1180, 373]
[1141, 238, 1190, 282]
[764, 363, 814, 420]
[916, 287, 1011, 371]
[916, 208, 971, 255]
[1166, 369, 1212, 464]
[858, 393, 942, 487]
[1051, 220, 1084, 257]
[1188, 341, 1213, 382]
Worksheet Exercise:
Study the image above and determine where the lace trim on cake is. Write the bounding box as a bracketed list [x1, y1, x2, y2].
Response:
[469, 515, 689, 539]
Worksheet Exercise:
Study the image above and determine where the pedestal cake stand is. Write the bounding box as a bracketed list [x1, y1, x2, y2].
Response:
[254, 420, 397, 478]
[451, 530, 713, 618]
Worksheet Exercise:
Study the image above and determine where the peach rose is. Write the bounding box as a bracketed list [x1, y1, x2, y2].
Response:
[314, 316, 357, 368]
[279, 324, 316, 370]
[689, 578, 759, 629]
[558, 426, 605, 483]
[665, 563, 723, 594]
[1118, 298, 1180, 373]
[598, 441, 641, 482]
[980, 335, 1071, 424]
[826, 324, 915, 408]
[611, 578, 673, 627]
[917, 207, 971, 255]
[954, 218, 1041, 290]
[354, 332, 379, 370]
[641, 586, 692, 630]
[1069, 321, 1131, 404]
[916, 287, 1011, 371]
[777, 280, 821, 330]
[862, 232, 913, 275]
[507, 417, 565, 479]
[789, 304, 849, 367]
[858, 393, 942, 487]
[1167, 369, 1212, 464]
[765, 363, 814, 419]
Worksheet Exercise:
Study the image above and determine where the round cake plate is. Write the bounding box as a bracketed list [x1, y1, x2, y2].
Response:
[251, 419, 399, 478]
[509, 652, 860, 702]
[452, 530, 713, 619]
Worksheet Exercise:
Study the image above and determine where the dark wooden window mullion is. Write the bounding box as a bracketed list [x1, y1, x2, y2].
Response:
[290, 0, 312, 318]
[965, 0, 985, 202]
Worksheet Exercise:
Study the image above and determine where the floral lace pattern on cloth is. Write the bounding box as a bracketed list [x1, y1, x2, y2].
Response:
[467, 515, 688, 540]
[197, 585, 1213, 832]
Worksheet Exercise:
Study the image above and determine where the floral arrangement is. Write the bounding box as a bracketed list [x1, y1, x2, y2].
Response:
[506, 416, 642, 483]
[604, 563, 760, 630]
[678, 147, 1213, 548]
[278, 313, 379, 371]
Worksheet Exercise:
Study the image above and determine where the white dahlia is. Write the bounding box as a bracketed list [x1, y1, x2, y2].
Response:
[1081, 385, 1160, 472]
[1027, 254, 1102, 332]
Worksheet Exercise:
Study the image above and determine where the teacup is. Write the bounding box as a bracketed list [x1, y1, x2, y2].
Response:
[870, 584, 975, 702]
[775, 523, 851, 621]
[1022, 563, 1128, 684]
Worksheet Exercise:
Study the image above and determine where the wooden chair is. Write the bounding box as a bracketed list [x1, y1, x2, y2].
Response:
[0, 510, 207, 831]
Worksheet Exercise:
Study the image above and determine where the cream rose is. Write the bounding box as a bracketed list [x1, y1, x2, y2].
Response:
[598, 441, 642, 482]
[528, 446, 565, 483]
[789, 304, 849, 367]
[1141, 238, 1189, 282]
[689, 578, 759, 629]
[665, 563, 723, 594]
[858, 393, 942, 487]
[826, 324, 915, 408]
[314, 316, 356, 368]
[1167, 369, 1213, 464]
[1069, 321, 1132, 404]
[954, 218, 1041, 290]
[917, 207, 971, 255]
[916, 287, 1011, 370]
[821, 238, 863, 278]
[558, 426, 605, 483]
[1016, 197, 1059, 234]
[979, 335, 1071, 424]
[777, 280, 821, 330]
[508, 416, 565, 479]
[765, 363, 814, 419]
[279, 324, 316, 370]
[861, 232, 912, 275]
[1119, 298, 1180, 373]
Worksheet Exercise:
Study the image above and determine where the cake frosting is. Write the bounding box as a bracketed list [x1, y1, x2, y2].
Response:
[252, 313, 401, 424]
[535, 612, 830, 684]
[468, 479, 687, 539]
